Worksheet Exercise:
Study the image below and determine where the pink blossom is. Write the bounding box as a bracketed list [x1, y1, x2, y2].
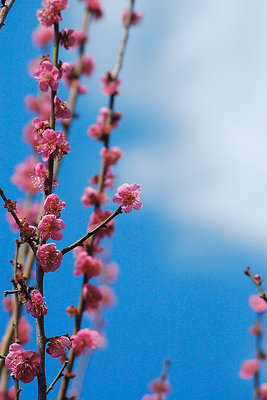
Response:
[99, 285, 116, 307]
[82, 54, 94, 76]
[26, 290, 48, 318]
[84, 0, 103, 19]
[113, 183, 142, 213]
[72, 30, 87, 47]
[90, 168, 116, 190]
[88, 209, 115, 239]
[19, 220, 37, 241]
[83, 283, 103, 310]
[101, 71, 120, 95]
[249, 295, 267, 313]
[44, 193, 65, 218]
[32, 117, 50, 142]
[5, 343, 41, 383]
[32, 25, 54, 47]
[101, 262, 119, 284]
[122, 9, 143, 27]
[11, 157, 39, 194]
[46, 336, 72, 358]
[43, 0, 68, 10]
[59, 28, 76, 50]
[87, 108, 121, 141]
[7, 386, 15, 400]
[239, 358, 260, 379]
[71, 328, 100, 356]
[54, 95, 71, 119]
[100, 146, 123, 166]
[36, 243, 63, 272]
[149, 379, 171, 394]
[32, 162, 57, 192]
[142, 395, 164, 400]
[66, 305, 78, 317]
[38, 214, 65, 241]
[18, 316, 32, 344]
[3, 297, 13, 312]
[36, 129, 70, 161]
[74, 251, 102, 278]
[25, 92, 51, 119]
[260, 384, 267, 400]
[34, 60, 59, 92]
[81, 187, 108, 207]
[28, 56, 43, 77]
[37, 0, 68, 27]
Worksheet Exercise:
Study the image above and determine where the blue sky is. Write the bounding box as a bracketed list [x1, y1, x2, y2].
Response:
[1, 0, 267, 399]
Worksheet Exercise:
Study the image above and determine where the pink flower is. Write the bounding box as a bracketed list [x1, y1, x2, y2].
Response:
[81, 187, 108, 207]
[36, 243, 63, 272]
[100, 146, 123, 166]
[5, 343, 41, 383]
[101, 71, 120, 95]
[87, 108, 122, 141]
[74, 251, 102, 278]
[260, 384, 267, 400]
[239, 359, 260, 379]
[90, 168, 116, 189]
[83, 283, 103, 310]
[84, 0, 103, 19]
[100, 262, 119, 284]
[11, 157, 40, 194]
[99, 285, 117, 307]
[71, 328, 100, 356]
[88, 209, 115, 239]
[122, 10, 143, 27]
[37, 0, 68, 27]
[44, 193, 65, 218]
[149, 379, 171, 394]
[25, 92, 51, 120]
[6, 201, 40, 232]
[36, 129, 70, 161]
[18, 316, 32, 344]
[3, 297, 13, 312]
[32, 162, 58, 192]
[34, 60, 59, 92]
[142, 395, 164, 400]
[249, 295, 267, 313]
[82, 54, 94, 76]
[66, 305, 78, 317]
[54, 95, 71, 119]
[59, 28, 76, 49]
[26, 290, 48, 318]
[38, 214, 65, 241]
[32, 25, 54, 47]
[113, 183, 142, 213]
[46, 336, 72, 358]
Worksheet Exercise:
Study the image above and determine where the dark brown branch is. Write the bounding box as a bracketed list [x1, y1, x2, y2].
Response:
[46, 361, 68, 395]
[61, 206, 122, 255]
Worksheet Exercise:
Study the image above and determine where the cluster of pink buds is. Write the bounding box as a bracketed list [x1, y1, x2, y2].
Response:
[26, 289, 48, 318]
[87, 107, 122, 141]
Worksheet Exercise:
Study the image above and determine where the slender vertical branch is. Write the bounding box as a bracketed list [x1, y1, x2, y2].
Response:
[253, 314, 263, 400]
[12, 240, 21, 400]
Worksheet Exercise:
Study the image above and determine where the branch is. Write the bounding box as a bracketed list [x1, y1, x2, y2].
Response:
[0, 0, 17, 31]
[244, 266, 267, 303]
[46, 361, 68, 395]
[61, 206, 122, 255]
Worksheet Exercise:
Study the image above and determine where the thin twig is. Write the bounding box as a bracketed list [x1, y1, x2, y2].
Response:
[244, 267, 267, 303]
[0, 0, 17, 30]
[61, 206, 122, 255]
[46, 361, 68, 395]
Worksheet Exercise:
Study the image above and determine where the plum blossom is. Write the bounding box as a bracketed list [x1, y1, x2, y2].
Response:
[26, 290, 48, 318]
[5, 343, 41, 383]
[25, 92, 51, 120]
[82, 54, 94, 76]
[36, 129, 70, 161]
[18, 316, 32, 344]
[37, 0, 68, 27]
[81, 186, 108, 207]
[149, 379, 171, 395]
[66, 305, 78, 317]
[32, 162, 58, 192]
[113, 183, 142, 213]
[46, 336, 72, 358]
[260, 384, 267, 400]
[54, 95, 71, 119]
[101, 71, 120, 95]
[87, 108, 122, 141]
[84, 0, 103, 19]
[88, 209, 115, 239]
[36, 243, 63, 272]
[71, 328, 100, 356]
[100, 262, 119, 284]
[100, 146, 123, 166]
[83, 283, 103, 310]
[239, 358, 260, 379]
[74, 251, 102, 278]
[11, 157, 40, 194]
[6, 201, 40, 232]
[249, 295, 267, 313]
[32, 25, 54, 47]
[122, 9, 143, 27]
[44, 193, 65, 218]
[38, 214, 65, 241]
[99, 285, 117, 307]
[34, 60, 59, 92]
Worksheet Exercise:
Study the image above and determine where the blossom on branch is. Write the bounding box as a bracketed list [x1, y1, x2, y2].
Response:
[5, 343, 41, 383]
[121, 9, 143, 27]
[34, 60, 60, 92]
[113, 183, 143, 213]
[101, 71, 120, 95]
[32, 25, 54, 47]
[249, 295, 267, 313]
[74, 250, 102, 278]
[100, 146, 123, 166]
[46, 336, 72, 358]
[36, 243, 63, 272]
[71, 328, 100, 356]
[36, 129, 70, 161]
[88, 209, 115, 239]
[54, 95, 71, 119]
[38, 214, 65, 241]
[83, 283, 103, 310]
[44, 193, 65, 218]
[26, 290, 48, 318]
[239, 358, 260, 379]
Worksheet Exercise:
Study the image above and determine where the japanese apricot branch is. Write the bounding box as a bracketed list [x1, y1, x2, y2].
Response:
[0, 0, 16, 30]
[244, 266, 267, 303]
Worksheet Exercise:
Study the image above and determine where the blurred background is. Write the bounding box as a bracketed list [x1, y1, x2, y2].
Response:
[1, 0, 267, 398]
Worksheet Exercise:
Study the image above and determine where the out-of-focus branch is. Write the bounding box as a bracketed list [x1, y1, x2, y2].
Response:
[244, 267, 267, 303]
[0, 0, 17, 31]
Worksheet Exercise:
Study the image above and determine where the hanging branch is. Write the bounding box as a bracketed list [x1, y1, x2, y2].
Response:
[0, 0, 17, 30]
